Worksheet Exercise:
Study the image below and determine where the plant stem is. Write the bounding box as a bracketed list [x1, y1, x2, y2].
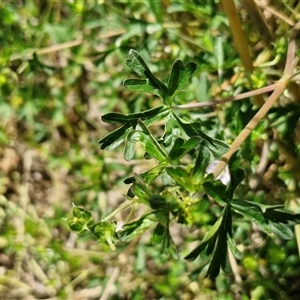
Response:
[256, 1, 294, 26]
[221, 0, 265, 106]
[211, 81, 286, 179]
[243, 0, 273, 45]
[173, 84, 277, 110]
[211, 34, 297, 179]
[10, 39, 83, 61]
[102, 201, 132, 222]
[221, 0, 253, 72]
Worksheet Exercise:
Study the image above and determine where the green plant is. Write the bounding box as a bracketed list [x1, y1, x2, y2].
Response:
[2, 1, 300, 299]
[67, 40, 300, 279]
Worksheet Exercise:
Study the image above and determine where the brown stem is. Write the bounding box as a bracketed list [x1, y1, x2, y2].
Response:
[173, 84, 277, 110]
[221, 0, 265, 106]
[221, 0, 253, 72]
[10, 39, 83, 61]
[242, 0, 273, 45]
[211, 34, 297, 179]
[211, 81, 286, 179]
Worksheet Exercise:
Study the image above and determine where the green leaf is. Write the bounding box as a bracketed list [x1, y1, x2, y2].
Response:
[206, 233, 228, 279]
[165, 237, 179, 259]
[191, 146, 210, 185]
[143, 108, 171, 126]
[224, 204, 233, 237]
[67, 217, 91, 235]
[91, 222, 117, 251]
[101, 106, 167, 125]
[205, 232, 218, 256]
[125, 49, 169, 100]
[171, 112, 202, 138]
[167, 136, 202, 162]
[130, 176, 152, 204]
[124, 133, 137, 161]
[164, 112, 184, 150]
[226, 151, 245, 198]
[169, 112, 229, 159]
[100, 106, 170, 153]
[202, 214, 224, 245]
[124, 50, 197, 105]
[168, 137, 185, 161]
[149, 0, 163, 23]
[263, 206, 300, 224]
[182, 136, 202, 152]
[118, 212, 158, 242]
[149, 195, 166, 210]
[203, 181, 227, 205]
[67, 206, 94, 235]
[161, 169, 174, 185]
[151, 222, 165, 244]
[206, 205, 232, 279]
[176, 62, 198, 91]
[214, 35, 224, 76]
[168, 59, 184, 95]
[99, 122, 132, 151]
[72, 206, 92, 221]
[227, 236, 244, 260]
[124, 120, 168, 161]
[245, 202, 285, 214]
[125, 49, 151, 77]
[166, 166, 194, 192]
[154, 210, 170, 227]
[185, 241, 208, 262]
[199, 131, 230, 158]
[163, 229, 179, 259]
[269, 221, 294, 240]
[168, 59, 197, 96]
[124, 162, 167, 185]
[185, 215, 223, 261]
[124, 78, 166, 99]
[151, 211, 178, 258]
[230, 199, 272, 234]
[185, 206, 232, 278]
[231, 199, 300, 239]
[227, 168, 245, 198]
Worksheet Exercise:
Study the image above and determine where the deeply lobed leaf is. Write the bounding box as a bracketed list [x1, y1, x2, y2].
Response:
[125, 49, 169, 100]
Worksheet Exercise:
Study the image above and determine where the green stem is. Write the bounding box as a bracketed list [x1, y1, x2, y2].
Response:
[102, 201, 132, 222]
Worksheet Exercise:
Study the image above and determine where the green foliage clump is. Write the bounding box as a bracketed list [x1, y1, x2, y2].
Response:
[1, 1, 300, 299]
[68, 49, 300, 281]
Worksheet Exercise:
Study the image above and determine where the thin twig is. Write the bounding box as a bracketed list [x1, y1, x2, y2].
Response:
[102, 200, 132, 222]
[228, 249, 243, 284]
[14, 150, 32, 277]
[255, 1, 295, 26]
[243, 0, 273, 45]
[221, 0, 266, 106]
[211, 30, 297, 179]
[173, 84, 277, 110]
[10, 39, 83, 61]
[221, 0, 253, 72]
[99, 267, 120, 300]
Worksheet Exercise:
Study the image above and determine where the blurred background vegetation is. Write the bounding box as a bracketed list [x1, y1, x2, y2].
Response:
[0, 0, 300, 299]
